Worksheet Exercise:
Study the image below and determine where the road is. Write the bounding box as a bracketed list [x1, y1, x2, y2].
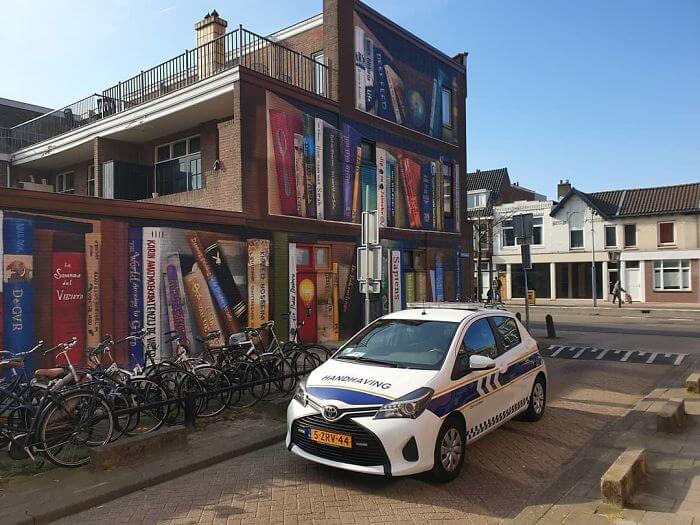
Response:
[59, 354, 680, 525]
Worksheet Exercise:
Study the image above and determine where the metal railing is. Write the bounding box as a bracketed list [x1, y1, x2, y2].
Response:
[9, 26, 332, 153]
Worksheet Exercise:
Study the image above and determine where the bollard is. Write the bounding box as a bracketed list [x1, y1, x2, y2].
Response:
[184, 392, 197, 428]
[515, 312, 522, 322]
[545, 314, 556, 338]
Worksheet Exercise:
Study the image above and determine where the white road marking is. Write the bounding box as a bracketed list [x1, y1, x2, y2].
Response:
[550, 347, 565, 357]
[668, 318, 693, 322]
[620, 351, 633, 362]
[674, 354, 686, 366]
[596, 349, 609, 360]
[646, 352, 658, 364]
[620, 316, 643, 319]
[572, 348, 587, 359]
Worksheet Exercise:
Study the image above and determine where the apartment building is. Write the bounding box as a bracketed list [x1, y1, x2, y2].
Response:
[0, 0, 468, 367]
[492, 181, 700, 304]
[465, 167, 544, 299]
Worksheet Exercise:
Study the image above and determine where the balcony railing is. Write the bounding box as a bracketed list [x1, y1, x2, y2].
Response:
[9, 26, 332, 154]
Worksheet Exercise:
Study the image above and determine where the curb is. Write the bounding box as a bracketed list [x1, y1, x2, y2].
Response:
[1, 425, 287, 525]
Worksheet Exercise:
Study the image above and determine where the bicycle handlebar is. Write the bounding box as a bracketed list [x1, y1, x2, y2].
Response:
[43, 337, 78, 355]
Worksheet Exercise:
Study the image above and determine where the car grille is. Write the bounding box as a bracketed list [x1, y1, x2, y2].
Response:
[291, 414, 389, 469]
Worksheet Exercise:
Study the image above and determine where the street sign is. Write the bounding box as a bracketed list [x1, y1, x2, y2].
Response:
[514, 213, 533, 244]
[521, 243, 532, 271]
[361, 211, 379, 246]
[357, 246, 383, 282]
[360, 281, 381, 294]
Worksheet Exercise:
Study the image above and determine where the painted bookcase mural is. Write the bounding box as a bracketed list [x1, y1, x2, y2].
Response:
[354, 10, 461, 144]
[267, 91, 458, 233]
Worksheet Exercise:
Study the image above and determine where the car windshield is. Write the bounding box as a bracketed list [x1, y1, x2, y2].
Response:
[335, 319, 459, 370]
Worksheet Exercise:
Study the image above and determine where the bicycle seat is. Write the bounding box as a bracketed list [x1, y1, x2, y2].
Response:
[34, 368, 66, 379]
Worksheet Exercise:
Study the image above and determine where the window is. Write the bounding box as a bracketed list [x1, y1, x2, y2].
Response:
[569, 212, 584, 249]
[154, 136, 202, 196]
[441, 88, 452, 128]
[312, 52, 325, 96]
[531, 217, 543, 245]
[55, 171, 75, 194]
[653, 260, 690, 291]
[491, 316, 521, 351]
[624, 224, 636, 248]
[467, 191, 488, 210]
[502, 219, 515, 247]
[605, 225, 617, 248]
[442, 163, 453, 217]
[462, 318, 498, 359]
[658, 222, 675, 245]
[87, 165, 96, 197]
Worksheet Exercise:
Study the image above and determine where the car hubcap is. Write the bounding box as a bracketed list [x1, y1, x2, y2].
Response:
[440, 428, 462, 472]
[532, 383, 544, 414]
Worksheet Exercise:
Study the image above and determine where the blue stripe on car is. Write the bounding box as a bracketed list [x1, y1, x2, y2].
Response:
[306, 386, 390, 406]
[428, 352, 543, 417]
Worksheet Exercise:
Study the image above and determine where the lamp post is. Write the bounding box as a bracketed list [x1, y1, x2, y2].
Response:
[591, 208, 597, 307]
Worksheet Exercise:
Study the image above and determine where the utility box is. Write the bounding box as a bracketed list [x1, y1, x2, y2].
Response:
[527, 290, 536, 305]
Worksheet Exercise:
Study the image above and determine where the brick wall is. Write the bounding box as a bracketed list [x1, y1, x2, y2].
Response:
[644, 259, 700, 303]
[278, 25, 324, 57]
[0, 104, 47, 128]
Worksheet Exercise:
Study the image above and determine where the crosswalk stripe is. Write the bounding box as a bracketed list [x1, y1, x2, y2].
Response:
[595, 349, 609, 360]
[550, 347, 564, 357]
[646, 352, 657, 364]
[572, 348, 586, 359]
[674, 354, 686, 366]
[620, 351, 633, 362]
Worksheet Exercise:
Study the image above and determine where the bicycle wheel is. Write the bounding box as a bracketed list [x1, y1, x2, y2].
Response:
[122, 378, 169, 435]
[194, 365, 231, 418]
[304, 344, 332, 361]
[38, 390, 114, 467]
[264, 355, 296, 398]
[294, 349, 322, 375]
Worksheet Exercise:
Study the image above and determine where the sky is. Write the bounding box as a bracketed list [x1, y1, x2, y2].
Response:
[1, 0, 698, 199]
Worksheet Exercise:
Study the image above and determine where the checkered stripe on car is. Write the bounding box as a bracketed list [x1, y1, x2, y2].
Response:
[466, 396, 530, 440]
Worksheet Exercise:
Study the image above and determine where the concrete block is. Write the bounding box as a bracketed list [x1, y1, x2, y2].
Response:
[90, 425, 187, 470]
[600, 447, 647, 508]
[687, 373, 700, 394]
[656, 399, 686, 433]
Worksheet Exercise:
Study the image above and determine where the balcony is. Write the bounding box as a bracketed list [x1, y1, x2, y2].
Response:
[8, 26, 332, 154]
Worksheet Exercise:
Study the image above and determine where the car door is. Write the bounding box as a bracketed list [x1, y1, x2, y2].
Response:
[489, 315, 528, 409]
[454, 317, 511, 441]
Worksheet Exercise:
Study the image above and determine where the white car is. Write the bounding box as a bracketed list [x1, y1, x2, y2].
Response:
[286, 303, 547, 481]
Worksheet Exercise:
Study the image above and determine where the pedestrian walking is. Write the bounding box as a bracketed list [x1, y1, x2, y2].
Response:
[493, 277, 502, 304]
[611, 279, 626, 308]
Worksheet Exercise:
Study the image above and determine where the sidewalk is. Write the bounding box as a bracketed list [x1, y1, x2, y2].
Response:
[505, 298, 700, 312]
[512, 365, 700, 524]
[0, 404, 288, 525]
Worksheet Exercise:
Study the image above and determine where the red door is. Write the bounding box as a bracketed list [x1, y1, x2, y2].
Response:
[297, 272, 317, 343]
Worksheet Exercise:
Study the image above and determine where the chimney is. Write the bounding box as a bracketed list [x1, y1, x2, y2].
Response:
[557, 179, 571, 200]
[195, 10, 228, 79]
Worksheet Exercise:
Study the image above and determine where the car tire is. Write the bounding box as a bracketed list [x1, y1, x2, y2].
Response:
[522, 376, 546, 422]
[430, 416, 465, 482]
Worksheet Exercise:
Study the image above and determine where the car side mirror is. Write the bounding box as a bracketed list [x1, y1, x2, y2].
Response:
[469, 354, 496, 371]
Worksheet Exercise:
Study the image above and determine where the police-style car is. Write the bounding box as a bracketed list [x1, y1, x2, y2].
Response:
[286, 303, 547, 481]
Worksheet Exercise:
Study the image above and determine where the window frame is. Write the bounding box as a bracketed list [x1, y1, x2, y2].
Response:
[501, 219, 515, 248]
[312, 51, 326, 97]
[467, 190, 488, 210]
[530, 216, 544, 246]
[87, 165, 96, 197]
[657, 221, 675, 246]
[623, 224, 637, 248]
[441, 87, 453, 129]
[55, 171, 75, 194]
[442, 163, 453, 218]
[604, 224, 618, 248]
[154, 134, 203, 196]
[569, 226, 584, 250]
[652, 259, 691, 292]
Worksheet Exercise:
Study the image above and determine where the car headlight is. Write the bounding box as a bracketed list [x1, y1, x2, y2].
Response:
[374, 387, 434, 419]
[293, 380, 307, 407]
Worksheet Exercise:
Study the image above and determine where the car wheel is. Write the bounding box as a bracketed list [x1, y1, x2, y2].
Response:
[430, 416, 465, 482]
[522, 376, 546, 422]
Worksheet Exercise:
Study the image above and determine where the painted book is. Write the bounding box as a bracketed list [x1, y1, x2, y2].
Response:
[52, 233, 85, 367]
[374, 47, 395, 121]
[183, 257, 225, 347]
[429, 69, 447, 138]
[384, 64, 406, 124]
[85, 232, 101, 351]
[390, 250, 402, 312]
[435, 161, 443, 232]
[127, 227, 144, 367]
[376, 148, 388, 227]
[415, 271, 428, 303]
[444, 271, 457, 302]
[341, 123, 361, 222]
[316, 271, 334, 343]
[217, 240, 248, 302]
[453, 163, 461, 233]
[0, 212, 3, 352]
[288, 243, 297, 340]
[3, 218, 34, 374]
[206, 240, 246, 329]
[364, 36, 375, 114]
[293, 133, 306, 217]
[302, 114, 317, 218]
[332, 263, 339, 341]
[314, 118, 325, 219]
[163, 254, 193, 351]
[247, 239, 270, 328]
[435, 254, 445, 302]
[420, 163, 434, 230]
[404, 271, 416, 304]
[354, 26, 366, 111]
[188, 233, 241, 337]
[113, 221, 130, 364]
[269, 109, 299, 216]
[323, 125, 342, 220]
[428, 270, 436, 302]
[351, 146, 362, 222]
[142, 227, 163, 360]
[32, 229, 53, 370]
[400, 156, 423, 229]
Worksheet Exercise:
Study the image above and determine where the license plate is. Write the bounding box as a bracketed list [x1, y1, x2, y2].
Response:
[307, 428, 352, 448]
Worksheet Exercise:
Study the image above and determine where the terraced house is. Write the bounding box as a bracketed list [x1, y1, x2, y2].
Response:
[0, 1, 469, 370]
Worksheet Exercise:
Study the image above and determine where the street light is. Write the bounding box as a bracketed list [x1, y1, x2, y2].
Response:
[590, 209, 597, 307]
